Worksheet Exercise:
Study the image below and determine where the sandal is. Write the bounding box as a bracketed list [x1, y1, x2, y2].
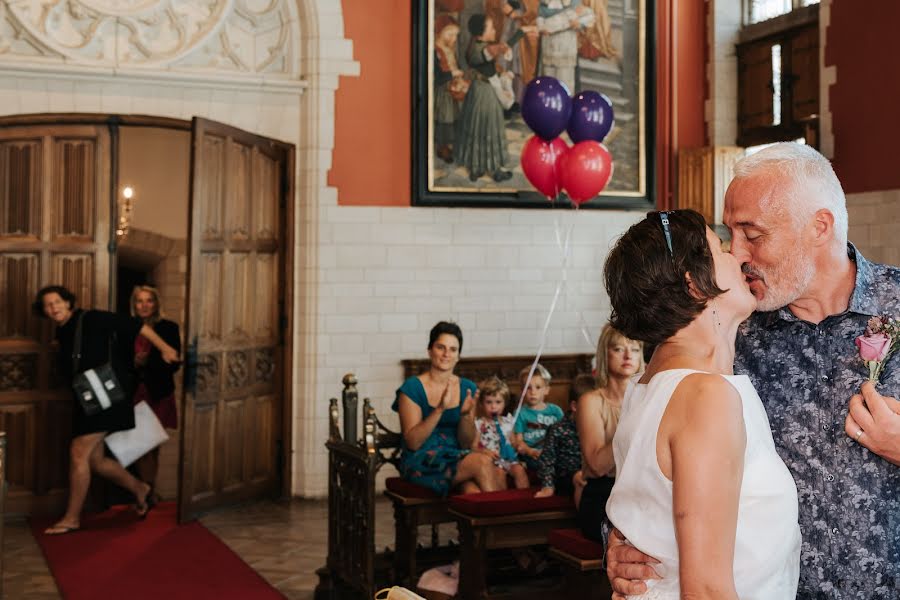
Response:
[135, 485, 157, 519]
[45, 524, 80, 536]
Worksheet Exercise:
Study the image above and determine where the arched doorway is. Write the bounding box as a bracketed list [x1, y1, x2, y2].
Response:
[0, 113, 294, 521]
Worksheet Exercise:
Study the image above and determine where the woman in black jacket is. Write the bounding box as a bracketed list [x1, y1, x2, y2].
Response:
[130, 285, 181, 497]
[34, 285, 179, 535]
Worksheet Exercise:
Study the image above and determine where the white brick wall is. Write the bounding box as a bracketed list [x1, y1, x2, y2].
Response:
[847, 189, 900, 267]
[0, 0, 642, 499]
[298, 205, 640, 495]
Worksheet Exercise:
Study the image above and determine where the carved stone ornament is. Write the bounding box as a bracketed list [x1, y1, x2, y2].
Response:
[0, 0, 299, 77]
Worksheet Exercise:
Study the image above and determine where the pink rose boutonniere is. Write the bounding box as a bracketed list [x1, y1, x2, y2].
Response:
[855, 316, 900, 383]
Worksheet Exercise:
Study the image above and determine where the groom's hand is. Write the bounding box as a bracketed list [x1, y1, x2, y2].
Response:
[607, 527, 662, 599]
[845, 381, 900, 466]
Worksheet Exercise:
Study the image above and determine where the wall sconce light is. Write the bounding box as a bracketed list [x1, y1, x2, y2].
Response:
[117, 185, 134, 238]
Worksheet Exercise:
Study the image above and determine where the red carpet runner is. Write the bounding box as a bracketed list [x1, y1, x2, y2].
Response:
[31, 502, 286, 600]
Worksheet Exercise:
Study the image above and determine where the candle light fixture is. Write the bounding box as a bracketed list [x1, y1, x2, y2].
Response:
[117, 185, 135, 238]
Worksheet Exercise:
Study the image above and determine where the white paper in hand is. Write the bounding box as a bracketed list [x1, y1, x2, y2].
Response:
[105, 400, 169, 467]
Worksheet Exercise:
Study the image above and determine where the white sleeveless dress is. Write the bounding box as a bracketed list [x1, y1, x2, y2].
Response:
[606, 369, 801, 599]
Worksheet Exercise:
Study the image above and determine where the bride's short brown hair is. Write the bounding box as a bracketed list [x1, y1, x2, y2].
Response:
[604, 210, 725, 346]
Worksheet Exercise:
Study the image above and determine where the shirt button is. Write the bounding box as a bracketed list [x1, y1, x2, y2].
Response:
[821, 424, 829, 431]
[831, 527, 839, 534]
[825, 474, 835, 482]
[821, 374, 828, 382]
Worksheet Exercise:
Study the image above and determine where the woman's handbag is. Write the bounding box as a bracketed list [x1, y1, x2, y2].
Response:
[105, 400, 169, 466]
[71, 313, 127, 416]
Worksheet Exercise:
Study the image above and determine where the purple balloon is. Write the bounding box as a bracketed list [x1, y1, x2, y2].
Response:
[521, 77, 572, 141]
[567, 91, 614, 143]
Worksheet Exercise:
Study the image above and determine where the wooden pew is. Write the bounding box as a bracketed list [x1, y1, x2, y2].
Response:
[449, 489, 577, 599]
[316, 354, 593, 599]
[402, 352, 593, 412]
[547, 528, 611, 599]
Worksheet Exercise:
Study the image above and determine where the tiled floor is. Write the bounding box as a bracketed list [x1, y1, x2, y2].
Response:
[1, 497, 402, 600]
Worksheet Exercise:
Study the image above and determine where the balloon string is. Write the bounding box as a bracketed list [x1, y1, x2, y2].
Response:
[553, 209, 596, 351]
[512, 217, 574, 424]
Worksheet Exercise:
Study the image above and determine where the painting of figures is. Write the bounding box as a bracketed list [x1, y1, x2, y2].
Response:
[414, 0, 652, 208]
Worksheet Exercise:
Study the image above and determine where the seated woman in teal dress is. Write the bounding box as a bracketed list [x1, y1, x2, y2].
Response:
[393, 322, 505, 496]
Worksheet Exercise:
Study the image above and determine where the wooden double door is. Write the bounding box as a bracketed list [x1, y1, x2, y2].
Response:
[0, 116, 294, 521]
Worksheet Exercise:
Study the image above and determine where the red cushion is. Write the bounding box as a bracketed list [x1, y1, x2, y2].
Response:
[385, 477, 442, 500]
[449, 487, 574, 517]
[548, 528, 604, 560]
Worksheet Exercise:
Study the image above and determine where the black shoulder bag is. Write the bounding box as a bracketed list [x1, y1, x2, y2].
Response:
[71, 312, 127, 416]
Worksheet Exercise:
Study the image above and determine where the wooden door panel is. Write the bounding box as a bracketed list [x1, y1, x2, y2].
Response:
[189, 400, 218, 500]
[199, 253, 224, 341]
[0, 254, 41, 338]
[180, 117, 292, 521]
[225, 350, 250, 390]
[52, 138, 100, 239]
[248, 394, 274, 481]
[738, 41, 775, 131]
[254, 254, 276, 339]
[199, 137, 225, 241]
[222, 396, 246, 491]
[789, 26, 818, 121]
[0, 403, 37, 489]
[0, 354, 38, 392]
[226, 141, 252, 240]
[253, 153, 278, 240]
[0, 140, 42, 236]
[0, 124, 109, 514]
[226, 252, 253, 339]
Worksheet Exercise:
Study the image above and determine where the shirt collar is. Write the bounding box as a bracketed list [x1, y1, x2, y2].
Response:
[760, 243, 878, 326]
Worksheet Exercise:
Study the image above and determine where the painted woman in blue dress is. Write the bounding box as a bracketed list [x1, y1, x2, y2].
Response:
[392, 322, 505, 496]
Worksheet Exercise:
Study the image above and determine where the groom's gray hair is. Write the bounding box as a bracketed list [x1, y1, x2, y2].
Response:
[733, 143, 848, 247]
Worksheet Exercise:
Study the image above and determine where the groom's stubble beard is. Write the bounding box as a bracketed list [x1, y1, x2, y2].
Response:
[743, 248, 815, 312]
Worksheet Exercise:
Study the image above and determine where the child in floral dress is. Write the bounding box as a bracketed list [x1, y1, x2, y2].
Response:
[474, 376, 529, 489]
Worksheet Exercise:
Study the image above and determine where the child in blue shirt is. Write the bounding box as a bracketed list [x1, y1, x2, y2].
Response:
[513, 363, 564, 470]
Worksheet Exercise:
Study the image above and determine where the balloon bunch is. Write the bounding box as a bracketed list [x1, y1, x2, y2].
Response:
[519, 77, 614, 205]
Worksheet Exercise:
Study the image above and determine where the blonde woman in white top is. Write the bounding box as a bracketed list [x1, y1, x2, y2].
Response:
[601, 210, 800, 600]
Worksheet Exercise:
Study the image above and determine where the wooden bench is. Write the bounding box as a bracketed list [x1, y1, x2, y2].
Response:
[402, 352, 594, 412]
[449, 489, 578, 599]
[547, 528, 611, 599]
[316, 354, 593, 599]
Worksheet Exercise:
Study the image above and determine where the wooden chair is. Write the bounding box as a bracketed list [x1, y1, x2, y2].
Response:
[315, 375, 454, 599]
[315, 375, 399, 600]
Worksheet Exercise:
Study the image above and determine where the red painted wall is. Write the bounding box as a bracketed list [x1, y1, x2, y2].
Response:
[825, 0, 900, 193]
[675, 0, 708, 149]
[330, 0, 411, 206]
[331, 1, 705, 207]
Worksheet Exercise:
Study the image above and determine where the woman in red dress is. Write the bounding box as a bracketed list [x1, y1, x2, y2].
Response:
[131, 286, 181, 498]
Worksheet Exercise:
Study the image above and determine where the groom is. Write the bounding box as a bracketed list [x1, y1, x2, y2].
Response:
[607, 143, 900, 600]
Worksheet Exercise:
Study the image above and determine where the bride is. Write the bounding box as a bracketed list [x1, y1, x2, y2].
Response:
[602, 210, 800, 599]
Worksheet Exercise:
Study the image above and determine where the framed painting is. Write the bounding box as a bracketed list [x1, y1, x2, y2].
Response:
[412, 0, 656, 209]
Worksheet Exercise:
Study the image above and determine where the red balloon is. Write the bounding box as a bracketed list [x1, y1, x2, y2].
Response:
[559, 141, 613, 205]
[520, 135, 569, 199]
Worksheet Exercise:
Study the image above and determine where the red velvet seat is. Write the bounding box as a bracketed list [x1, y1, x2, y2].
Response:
[385, 477, 443, 500]
[449, 487, 574, 517]
[548, 528, 604, 560]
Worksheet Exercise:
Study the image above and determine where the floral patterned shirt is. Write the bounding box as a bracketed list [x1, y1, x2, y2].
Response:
[734, 245, 900, 600]
[536, 414, 581, 489]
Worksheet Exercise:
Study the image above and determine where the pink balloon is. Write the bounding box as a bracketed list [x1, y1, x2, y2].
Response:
[559, 141, 613, 205]
[520, 135, 569, 199]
